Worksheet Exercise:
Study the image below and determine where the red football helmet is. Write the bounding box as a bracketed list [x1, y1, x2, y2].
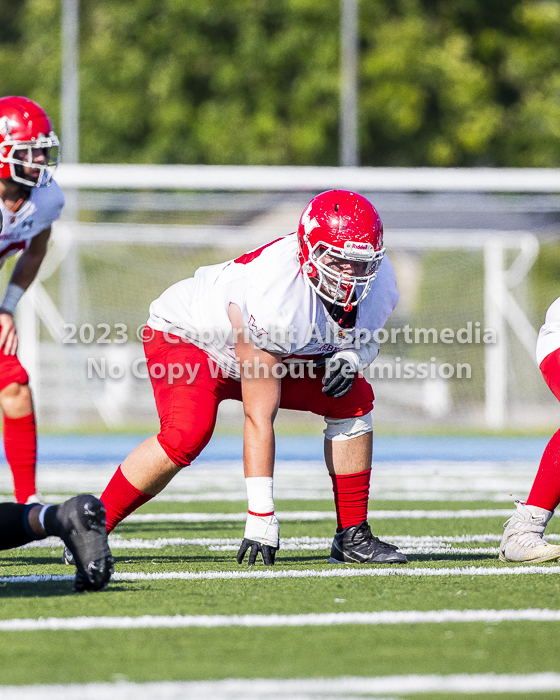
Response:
[0, 96, 60, 187]
[297, 190, 385, 310]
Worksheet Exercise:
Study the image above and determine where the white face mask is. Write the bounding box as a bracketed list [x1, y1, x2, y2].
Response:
[303, 242, 385, 310]
[1, 133, 60, 187]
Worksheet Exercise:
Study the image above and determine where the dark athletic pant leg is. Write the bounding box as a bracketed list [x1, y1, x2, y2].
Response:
[0, 503, 37, 550]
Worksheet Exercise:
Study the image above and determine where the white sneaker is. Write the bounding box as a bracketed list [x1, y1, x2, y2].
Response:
[25, 493, 43, 505]
[499, 501, 560, 563]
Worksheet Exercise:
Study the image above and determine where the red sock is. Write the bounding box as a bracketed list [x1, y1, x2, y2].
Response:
[3, 413, 37, 503]
[100, 466, 153, 532]
[330, 469, 371, 532]
[527, 429, 560, 511]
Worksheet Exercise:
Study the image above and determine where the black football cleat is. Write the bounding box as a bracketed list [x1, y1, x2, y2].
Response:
[44, 495, 114, 591]
[328, 521, 408, 564]
[61, 545, 102, 594]
[72, 565, 111, 593]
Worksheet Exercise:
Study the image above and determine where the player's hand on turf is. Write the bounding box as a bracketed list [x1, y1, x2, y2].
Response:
[237, 538, 278, 566]
[238, 512, 280, 566]
[322, 355, 355, 398]
[0, 313, 18, 355]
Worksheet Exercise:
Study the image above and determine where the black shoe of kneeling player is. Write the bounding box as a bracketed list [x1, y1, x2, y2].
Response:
[44, 494, 114, 591]
[328, 520, 408, 564]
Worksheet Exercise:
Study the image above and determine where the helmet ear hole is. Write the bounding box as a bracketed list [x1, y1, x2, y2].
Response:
[302, 262, 317, 278]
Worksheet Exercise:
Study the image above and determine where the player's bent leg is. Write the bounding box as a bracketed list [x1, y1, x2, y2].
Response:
[99, 333, 228, 534]
[498, 350, 560, 563]
[524, 351, 560, 512]
[280, 372, 406, 564]
[121, 435, 181, 495]
[525, 429, 560, 513]
[499, 501, 560, 563]
[324, 413, 407, 565]
[101, 436, 179, 533]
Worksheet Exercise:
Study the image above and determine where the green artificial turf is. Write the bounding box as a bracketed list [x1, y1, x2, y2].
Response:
[1, 623, 560, 686]
[2, 497, 560, 690]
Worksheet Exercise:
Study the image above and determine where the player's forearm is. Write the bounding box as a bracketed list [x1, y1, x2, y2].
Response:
[243, 416, 275, 478]
[9, 251, 46, 291]
[239, 415, 280, 560]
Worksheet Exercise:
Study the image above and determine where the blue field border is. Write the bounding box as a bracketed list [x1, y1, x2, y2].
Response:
[0, 434, 548, 466]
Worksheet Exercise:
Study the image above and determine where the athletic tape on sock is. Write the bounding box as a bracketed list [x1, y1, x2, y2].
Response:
[245, 476, 274, 515]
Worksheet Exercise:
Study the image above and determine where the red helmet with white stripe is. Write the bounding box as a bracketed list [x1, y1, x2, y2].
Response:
[297, 190, 385, 310]
[0, 96, 60, 187]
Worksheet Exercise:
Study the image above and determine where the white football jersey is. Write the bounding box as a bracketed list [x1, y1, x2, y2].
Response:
[536, 296, 560, 366]
[148, 234, 399, 379]
[0, 180, 65, 265]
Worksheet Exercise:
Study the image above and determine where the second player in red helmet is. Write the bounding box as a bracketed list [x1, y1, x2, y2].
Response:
[0, 96, 64, 503]
[0, 96, 60, 188]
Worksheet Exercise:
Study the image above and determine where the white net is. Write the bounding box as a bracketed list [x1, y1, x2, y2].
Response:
[12, 181, 560, 431]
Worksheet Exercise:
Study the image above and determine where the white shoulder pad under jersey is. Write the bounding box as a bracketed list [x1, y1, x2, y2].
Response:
[536, 296, 560, 366]
[0, 179, 64, 264]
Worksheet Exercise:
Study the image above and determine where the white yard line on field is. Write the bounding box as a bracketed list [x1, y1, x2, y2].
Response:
[126, 509, 514, 522]
[0, 674, 557, 700]
[3, 608, 560, 632]
[4, 564, 560, 586]
[0, 459, 539, 505]
[3, 673, 560, 699]
[208, 545, 498, 555]
[112, 565, 560, 580]
[21, 534, 503, 552]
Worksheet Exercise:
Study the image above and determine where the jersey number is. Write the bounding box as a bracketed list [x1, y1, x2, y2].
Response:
[234, 237, 283, 265]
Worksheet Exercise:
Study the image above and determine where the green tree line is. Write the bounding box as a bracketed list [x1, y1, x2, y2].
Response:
[1, 0, 559, 167]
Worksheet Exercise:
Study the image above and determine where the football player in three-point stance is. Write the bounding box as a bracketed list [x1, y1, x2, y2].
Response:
[0, 96, 65, 504]
[500, 298, 560, 563]
[99, 190, 408, 566]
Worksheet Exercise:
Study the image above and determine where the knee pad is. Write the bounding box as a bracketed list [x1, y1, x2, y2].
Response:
[323, 411, 372, 442]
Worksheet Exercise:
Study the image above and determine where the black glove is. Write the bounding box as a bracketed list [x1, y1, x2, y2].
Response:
[313, 351, 335, 368]
[236, 538, 278, 566]
[322, 355, 356, 398]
